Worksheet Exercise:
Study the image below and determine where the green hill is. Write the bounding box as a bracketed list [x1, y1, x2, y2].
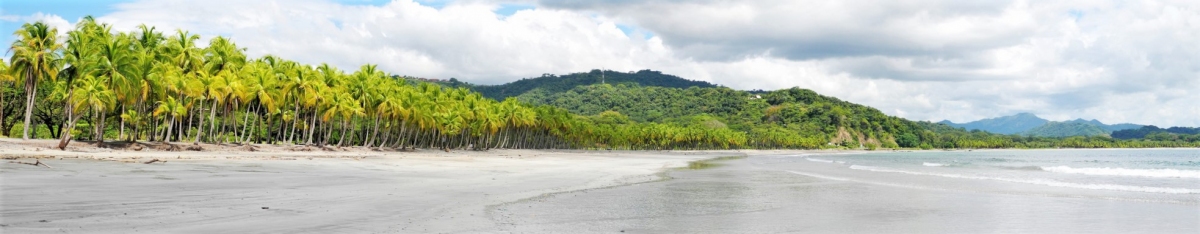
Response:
[1021, 122, 1109, 137]
[465, 69, 717, 100]
[517, 83, 975, 149]
[943, 113, 1143, 136]
[939, 113, 1047, 134]
[444, 70, 1195, 149]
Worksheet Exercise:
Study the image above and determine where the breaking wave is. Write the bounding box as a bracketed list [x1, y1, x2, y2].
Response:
[1041, 166, 1200, 179]
[848, 165, 1199, 194]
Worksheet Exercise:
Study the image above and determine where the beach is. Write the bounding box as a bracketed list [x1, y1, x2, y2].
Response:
[498, 149, 1200, 233]
[5, 140, 1195, 233]
[0, 139, 756, 233]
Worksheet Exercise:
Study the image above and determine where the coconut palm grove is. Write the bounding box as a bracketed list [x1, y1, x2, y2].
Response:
[5, 19, 1199, 150]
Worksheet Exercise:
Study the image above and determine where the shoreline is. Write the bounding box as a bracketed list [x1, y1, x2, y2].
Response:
[0, 139, 843, 233]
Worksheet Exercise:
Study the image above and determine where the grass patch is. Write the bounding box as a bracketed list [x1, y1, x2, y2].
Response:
[686, 155, 747, 170]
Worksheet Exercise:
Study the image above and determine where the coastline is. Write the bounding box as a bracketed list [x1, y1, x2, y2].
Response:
[0, 138, 841, 233]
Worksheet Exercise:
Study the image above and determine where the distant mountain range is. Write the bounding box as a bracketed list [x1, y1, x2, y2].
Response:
[940, 113, 1143, 137]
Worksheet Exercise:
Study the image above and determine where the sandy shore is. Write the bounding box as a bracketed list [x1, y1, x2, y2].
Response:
[0, 139, 822, 233]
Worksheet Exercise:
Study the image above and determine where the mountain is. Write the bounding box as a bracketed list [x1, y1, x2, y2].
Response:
[1060, 119, 1142, 133]
[1021, 122, 1110, 137]
[1112, 126, 1200, 139]
[464, 69, 718, 101]
[940, 113, 1048, 134]
[943, 113, 1143, 136]
[430, 69, 1196, 148]
[516, 83, 962, 149]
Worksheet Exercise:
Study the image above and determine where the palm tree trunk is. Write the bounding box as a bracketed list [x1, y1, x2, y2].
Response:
[305, 110, 317, 145]
[165, 117, 175, 142]
[22, 73, 37, 140]
[195, 100, 210, 143]
[337, 119, 349, 147]
[57, 90, 80, 150]
[239, 104, 253, 143]
[57, 113, 83, 150]
[119, 105, 126, 141]
[288, 104, 299, 143]
[366, 112, 381, 147]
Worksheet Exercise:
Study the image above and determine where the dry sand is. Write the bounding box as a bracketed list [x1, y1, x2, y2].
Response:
[0, 139, 808, 233]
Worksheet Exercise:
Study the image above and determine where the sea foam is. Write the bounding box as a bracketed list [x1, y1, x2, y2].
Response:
[1041, 166, 1200, 179]
[922, 162, 944, 167]
[848, 165, 1199, 194]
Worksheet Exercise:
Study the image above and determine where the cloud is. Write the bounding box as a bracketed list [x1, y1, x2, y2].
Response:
[97, 0, 670, 85]
[65, 0, 1200, 127]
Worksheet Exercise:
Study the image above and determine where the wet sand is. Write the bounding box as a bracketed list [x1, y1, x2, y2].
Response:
[0, 139, 781, 233]
[496, 152, 1200, 233]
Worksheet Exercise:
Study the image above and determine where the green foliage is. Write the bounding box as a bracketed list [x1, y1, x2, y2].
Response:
[1112, 126, 1200, 139]
[467, 69, 717, 101]
[897, 133, 919, 148]
[940, 113, 1047, 134]
[1021, 121, 1109, 137]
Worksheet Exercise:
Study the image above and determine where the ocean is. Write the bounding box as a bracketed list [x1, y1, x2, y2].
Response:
[493, 149, 1200, 233]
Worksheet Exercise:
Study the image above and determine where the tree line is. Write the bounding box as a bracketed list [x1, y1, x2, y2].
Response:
[4, 18, 753, 151]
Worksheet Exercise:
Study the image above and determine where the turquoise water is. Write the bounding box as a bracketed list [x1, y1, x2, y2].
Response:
[495, 149, 1200, 233]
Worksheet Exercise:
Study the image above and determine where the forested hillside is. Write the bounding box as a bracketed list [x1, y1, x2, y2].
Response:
[939, 113, 1047, 134]
[464, 69, 717, 100]
[1112, 126, 1200, 140]
[1021, 122, 1109, 137]
[516, 83, 1200, 149]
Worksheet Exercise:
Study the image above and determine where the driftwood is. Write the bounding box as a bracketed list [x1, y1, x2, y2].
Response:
[143, 159, 167, 164]
[10, 159, 53, 168]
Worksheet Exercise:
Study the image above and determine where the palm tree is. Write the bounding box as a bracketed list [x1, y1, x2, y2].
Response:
[9, 22, 63, 140]
[94, 28, 138, 143]
[58, 75, 114, 149]
[0, 58, 15, 135]
[153, 96, 186, 142]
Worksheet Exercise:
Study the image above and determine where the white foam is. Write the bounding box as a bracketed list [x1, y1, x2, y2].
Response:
[848, 165, 1200, 194]
[1041, 166, 1200, 179]
[806, 158, 834, 163]
[922, 162, 944, 167]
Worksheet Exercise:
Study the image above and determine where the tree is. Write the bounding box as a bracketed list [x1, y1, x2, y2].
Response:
[9, 22, 63, 140]
[897, 133, 919, 148]
[59, 75, 114, 149]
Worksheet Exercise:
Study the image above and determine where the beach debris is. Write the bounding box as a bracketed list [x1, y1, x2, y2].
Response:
[143, 159, 167, 164]
[10, 159, 52, 168]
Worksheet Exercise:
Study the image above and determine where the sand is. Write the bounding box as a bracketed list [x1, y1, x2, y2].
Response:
[0, 139, 799, 233]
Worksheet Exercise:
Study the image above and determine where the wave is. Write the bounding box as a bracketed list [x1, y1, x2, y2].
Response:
[997, 165, 1044, 171]
[922, 162, 944, 167]
[804, 158, 846, 164]
[847, 165, 1200, 194]
[1041, 166, 1200, 179]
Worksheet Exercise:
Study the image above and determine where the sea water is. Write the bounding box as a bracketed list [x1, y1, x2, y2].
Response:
[808, 149, 1200, 196]
[494, 149, 1200, 233]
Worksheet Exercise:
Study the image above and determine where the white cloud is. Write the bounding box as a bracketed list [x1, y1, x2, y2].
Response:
[73, 0, 1200, 127]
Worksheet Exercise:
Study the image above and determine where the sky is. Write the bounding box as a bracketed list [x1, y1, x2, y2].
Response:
[2, 0, 1198, 127]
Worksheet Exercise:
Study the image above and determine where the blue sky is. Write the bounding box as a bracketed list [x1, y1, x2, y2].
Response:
[1, 0, 1197, 127]
[1, 0, 647, 45]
